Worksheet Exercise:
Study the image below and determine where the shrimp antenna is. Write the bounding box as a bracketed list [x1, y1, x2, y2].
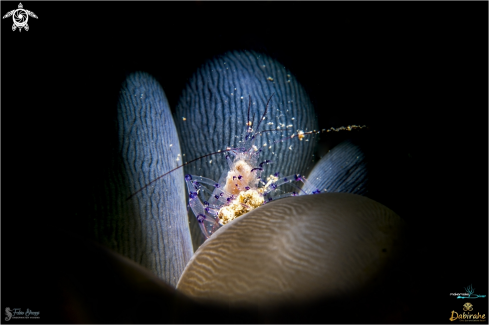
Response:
[255, 129, 281, 136]
[126, 148, 232, 201]
[254, 93, 275, 134]
[247, 95, 251, 132]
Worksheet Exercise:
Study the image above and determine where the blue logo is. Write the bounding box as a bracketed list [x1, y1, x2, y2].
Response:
[455, 284, 487, 299]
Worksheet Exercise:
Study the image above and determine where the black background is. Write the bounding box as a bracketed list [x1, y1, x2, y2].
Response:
[2, 1, 488, 323]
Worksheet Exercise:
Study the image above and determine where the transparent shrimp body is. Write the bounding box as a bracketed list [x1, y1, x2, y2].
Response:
[125, 95, 368, 239]
[184, 115, 321, 239]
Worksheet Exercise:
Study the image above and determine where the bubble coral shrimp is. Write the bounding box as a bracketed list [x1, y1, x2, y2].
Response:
[182, 94, 328, 238]
[127, 94, 367, 240]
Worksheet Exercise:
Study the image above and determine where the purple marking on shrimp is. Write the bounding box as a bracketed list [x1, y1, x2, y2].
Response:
[259, 160, 271, 167]
[219, 192, 224, 197]
[233, 176, 236, 180]
[185, 174, 192, 181]
[227, 197, 232, 202]
[214, 195, 219, 200]
[205, 207, 210, 213]
[197, 214, 206, 223]
[238, 175, 242, 180]
[283, 178, 288, 182]
[189, 192, 198, 199]
[245, 186, 250, 190]
[292, 192, 298, 196]
[294, 174, 302, 181]
[215, 183, 220, 188]
[203, 201, 209, 207]
[312, 189, 321, 194]
[271, 183, 277, 190]
[274, 172, 280, 177]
